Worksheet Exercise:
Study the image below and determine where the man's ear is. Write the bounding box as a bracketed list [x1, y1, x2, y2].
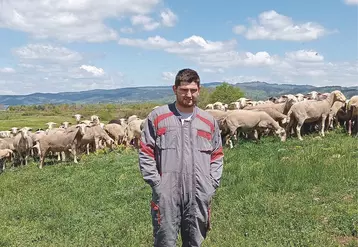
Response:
[172, 85, 177, 94]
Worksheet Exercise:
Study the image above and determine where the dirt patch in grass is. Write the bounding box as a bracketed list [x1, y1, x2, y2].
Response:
[342, 194, 354, 202]
[335, 236, 358, 246]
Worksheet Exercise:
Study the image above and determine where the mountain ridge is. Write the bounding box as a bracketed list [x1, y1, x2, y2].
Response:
[0, 81, 357, 106]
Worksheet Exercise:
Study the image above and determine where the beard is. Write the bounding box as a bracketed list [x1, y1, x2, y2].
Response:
[177, 97, 197, 108]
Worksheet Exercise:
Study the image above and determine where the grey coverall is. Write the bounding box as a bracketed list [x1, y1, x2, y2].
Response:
[139, 102, 224, 247]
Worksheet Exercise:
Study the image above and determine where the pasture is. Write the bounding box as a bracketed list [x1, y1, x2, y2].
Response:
[0, 121, 357, 246]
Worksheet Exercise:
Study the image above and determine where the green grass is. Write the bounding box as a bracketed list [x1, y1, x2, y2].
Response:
[0, 113, 77, 130]
[0, 131, 357, 247]
[0, 102, 160, 130]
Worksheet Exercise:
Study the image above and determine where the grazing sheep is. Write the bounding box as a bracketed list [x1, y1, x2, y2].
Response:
[219, 110, 286, 148]
[13, 127, 33, 166]
[0, 138, 15, 150]
[250, 108, 287, 126]
[79, 125, 114, 155]
[244, 96, 296, 115]
[104, 123, 126, 145]
[124, 119, 144, 148]
[347, 95, 358, 136]
[205, 109, 230, 121]
[328, 101, 346, 129]
[286, 90, 346, 140]
[0, 131, 11, 138]
[38, 124, 89, 168]
[0, 149, 14, 171]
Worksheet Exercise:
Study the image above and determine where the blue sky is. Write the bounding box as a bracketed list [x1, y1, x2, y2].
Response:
[0, 0, 357, 95]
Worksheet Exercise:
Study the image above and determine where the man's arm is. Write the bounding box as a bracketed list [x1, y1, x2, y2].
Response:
[210, 119, 224, 189]
[138, 115, 161, 188]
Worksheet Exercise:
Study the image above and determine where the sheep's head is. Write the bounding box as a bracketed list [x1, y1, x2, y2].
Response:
[19, 127, 32, 138]
[73, 114, 82, 122]
[61, 121, 71, 129]
[80, 120, 93, 126]
[106, 138, 115, 148]
[10, 127, 18, 134]
[75, 123, 89, 136]
[332, 90, 346, 103]
[45, 122, 57, 129]
[228, 102, 239, 110]
[268, 96, 277, 103]
[306, 91, 319, 100]
[119, 118, 127, 125]
[90, 115, 100, 122]
[275, 127, 286, 142]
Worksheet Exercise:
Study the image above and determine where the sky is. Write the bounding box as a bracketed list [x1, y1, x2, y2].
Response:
[0, 0, 357, 95]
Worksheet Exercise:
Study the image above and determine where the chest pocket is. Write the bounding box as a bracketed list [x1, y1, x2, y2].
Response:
[196, 129, 213, 152]
[156, 127, 178, 150]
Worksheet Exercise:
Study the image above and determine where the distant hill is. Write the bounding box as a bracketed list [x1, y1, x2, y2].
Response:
[0, 81, 357, 106]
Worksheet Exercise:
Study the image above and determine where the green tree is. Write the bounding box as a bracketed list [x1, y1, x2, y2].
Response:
[209, 82, 245, 103]
[197, 87, 213, 109]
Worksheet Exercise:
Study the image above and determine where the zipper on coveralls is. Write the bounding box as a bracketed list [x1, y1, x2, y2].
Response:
[178, 119, 184, 194]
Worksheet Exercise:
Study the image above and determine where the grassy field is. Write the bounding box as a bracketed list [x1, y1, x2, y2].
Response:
[0, 102, 159, 130]
[0, 129, 357, 247]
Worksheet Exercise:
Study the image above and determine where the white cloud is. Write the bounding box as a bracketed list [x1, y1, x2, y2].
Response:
[234, 10, 332, 41]
[0, 89, 16, 95]
[80, 65, 105, 77]
[223, 75, 273, 84]
[344, 0, 358, 5]
[203, 68, 225, 73]
[119, 35, 280, 68]
[232, 25, 246, 34]
[118, 35, 237, 55]
[1, 43, 126, 94]
[193, 51, 280, 68]
[130, 15, 160, 31]
[13, 44, 83, 63]
[0, 67, 15, 73]
[0, 0, 161, 42]
[118, 33, 357, 87]
[160, 9, 178, 27]
[285, 50, 324, 62]
[162, 71, 176, 81]
[120, 27, 134, 34]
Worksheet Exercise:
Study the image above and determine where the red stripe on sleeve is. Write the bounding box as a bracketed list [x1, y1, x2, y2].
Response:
[211, 147, 223, 162]
[140, 141, 155, 159]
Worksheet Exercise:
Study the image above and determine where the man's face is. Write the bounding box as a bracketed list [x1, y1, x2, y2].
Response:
[173, 81, 200, 108]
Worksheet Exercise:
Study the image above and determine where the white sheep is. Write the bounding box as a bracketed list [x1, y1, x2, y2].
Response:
[286, 90, 346, 140]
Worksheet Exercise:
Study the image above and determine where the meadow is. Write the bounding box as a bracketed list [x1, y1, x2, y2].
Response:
[0, 111, 357, 247]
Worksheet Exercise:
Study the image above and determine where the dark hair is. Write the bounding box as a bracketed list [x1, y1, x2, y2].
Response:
[174, 68, 200, 87]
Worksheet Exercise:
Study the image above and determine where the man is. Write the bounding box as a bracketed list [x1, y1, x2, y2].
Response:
[139, 68, 224, 247]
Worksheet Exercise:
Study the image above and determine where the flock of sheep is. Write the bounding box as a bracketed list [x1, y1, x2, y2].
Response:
[204, 90, 357, 148]
[0, 114, 144, 171]
[0, 90, 357, 171]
